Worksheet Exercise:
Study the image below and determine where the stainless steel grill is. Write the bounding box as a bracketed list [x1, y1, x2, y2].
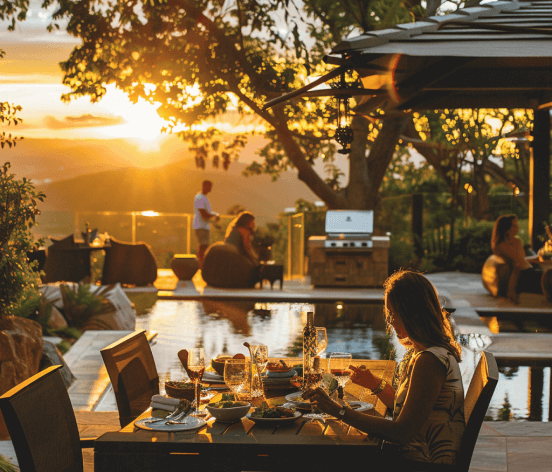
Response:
[308, 210, 390, 287]
[324, 210, 374, 249]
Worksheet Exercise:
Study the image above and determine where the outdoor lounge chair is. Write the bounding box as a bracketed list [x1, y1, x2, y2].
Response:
[101, 237, 158, 286]
[395, 350, 499, 472]
[42, 234, 90, 283]
[100, 330, 159, 428]
[0, 364, 95, 472]
[201, 241, 258, 288]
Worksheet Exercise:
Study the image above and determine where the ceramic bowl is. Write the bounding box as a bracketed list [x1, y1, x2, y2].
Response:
[164, 381, 196, 401]
[211, 356, 233, 376]
[205, 401, 251, 423]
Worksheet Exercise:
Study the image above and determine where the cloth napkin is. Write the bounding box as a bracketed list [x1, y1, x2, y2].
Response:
[151, 395, 181, 412]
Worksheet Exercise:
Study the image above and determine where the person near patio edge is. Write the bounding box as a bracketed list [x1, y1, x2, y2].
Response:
[304, 269, 465, 467]
[193, 180, 219, 269]
[491, 214, 552, 303]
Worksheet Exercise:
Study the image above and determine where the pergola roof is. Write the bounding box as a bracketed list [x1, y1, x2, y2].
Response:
[325, 0, 552, 113]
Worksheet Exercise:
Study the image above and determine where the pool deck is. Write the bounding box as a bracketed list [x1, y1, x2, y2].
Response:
[2, 270, 552, 471]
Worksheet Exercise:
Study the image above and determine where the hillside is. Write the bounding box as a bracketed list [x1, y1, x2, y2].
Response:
[36, 160, 318, 224]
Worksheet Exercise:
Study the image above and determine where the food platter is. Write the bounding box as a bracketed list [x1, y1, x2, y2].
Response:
[284, 392, 374, 414]
[246, 410, 302, 425]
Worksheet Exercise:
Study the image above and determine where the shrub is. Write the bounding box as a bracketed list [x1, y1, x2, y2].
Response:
[59, 283, 105, 329]
[0, 162, 45, 319]
[451, 220, 495, 273]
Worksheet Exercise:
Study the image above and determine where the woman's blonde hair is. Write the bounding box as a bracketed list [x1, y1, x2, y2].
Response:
[384, 269, 461, 361]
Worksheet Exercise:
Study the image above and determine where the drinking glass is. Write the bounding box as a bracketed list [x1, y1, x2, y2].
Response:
[250, 345, 269, 373]
[224, 358, 251, 400]
[187, 348, 207, 417]
[315, 328, 328, 357]
[248, 345, 268, 398]
[329, 352, 352, 390]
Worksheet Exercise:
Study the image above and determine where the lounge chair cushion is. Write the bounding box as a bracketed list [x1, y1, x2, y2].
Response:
[481, 254, 512, 298]
[201, 242, 257, 288]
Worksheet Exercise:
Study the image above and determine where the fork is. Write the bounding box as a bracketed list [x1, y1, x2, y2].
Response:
[144, 405, 185, 424]
[165, 400, 196, 425]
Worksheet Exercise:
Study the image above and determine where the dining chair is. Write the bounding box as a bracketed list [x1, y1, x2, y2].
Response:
[0, 365, 95, 472]
[398, 350, 499, 472]
[100, 330, 159, 428]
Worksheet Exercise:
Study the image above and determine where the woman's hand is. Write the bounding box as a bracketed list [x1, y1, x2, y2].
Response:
[349, 365, 379, 390]
[302, 387, 341, 417]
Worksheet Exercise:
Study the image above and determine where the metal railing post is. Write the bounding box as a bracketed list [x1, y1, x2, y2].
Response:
[300, 212, 305, 278]
[287, 215, 292, 280]
[187, 215, 191, 254]
[131, 212, 136, 243]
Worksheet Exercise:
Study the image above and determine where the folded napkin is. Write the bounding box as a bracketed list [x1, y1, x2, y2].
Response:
[151, 395, 181, 412]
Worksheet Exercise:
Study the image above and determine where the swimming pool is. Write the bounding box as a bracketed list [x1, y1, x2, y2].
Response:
[130, 299, 548, 421]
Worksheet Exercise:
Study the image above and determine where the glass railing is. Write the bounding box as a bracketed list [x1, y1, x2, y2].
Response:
[33, 210, 306, 277]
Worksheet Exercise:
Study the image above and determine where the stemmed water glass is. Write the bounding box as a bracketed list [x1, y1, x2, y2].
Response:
[223, 358, 251, 400]
[251, 345, 269, 373]
[248, 344, 268, 398]
[329, 352, 352, 396]
[187, 348, 207, 417]
[315, 328, 328, 357]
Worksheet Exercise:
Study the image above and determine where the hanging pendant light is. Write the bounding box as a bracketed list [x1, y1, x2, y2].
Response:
[332, 71, 354, 154]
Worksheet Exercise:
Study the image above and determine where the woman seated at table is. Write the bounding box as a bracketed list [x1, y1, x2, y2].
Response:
[491, 214, 552, 302]
[304, 269, 465, 467]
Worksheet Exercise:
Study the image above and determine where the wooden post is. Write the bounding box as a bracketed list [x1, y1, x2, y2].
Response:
[412, 194, 424, 259]
[530, 109, 551, 250]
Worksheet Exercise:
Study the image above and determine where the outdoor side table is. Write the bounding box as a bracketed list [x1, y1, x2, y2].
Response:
[260, 263, 284, 289]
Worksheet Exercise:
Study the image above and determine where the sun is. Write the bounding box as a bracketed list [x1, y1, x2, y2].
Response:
[98, 86, 167, 141]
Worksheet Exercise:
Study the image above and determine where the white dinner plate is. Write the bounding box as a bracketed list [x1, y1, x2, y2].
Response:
[246, 410, 302, 425]
[284, 392, 374, 414]
[135, 415, 207, 432]
[202, 371, 224, 383]
[284, 391, 311, 409]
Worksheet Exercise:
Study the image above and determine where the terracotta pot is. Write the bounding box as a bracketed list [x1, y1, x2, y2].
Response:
[170, 254, 200, 280]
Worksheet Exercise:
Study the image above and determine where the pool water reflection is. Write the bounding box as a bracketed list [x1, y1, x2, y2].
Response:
[133, 300, 548, 421]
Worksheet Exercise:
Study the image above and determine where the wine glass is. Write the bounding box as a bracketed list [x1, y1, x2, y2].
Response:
[329, 352, 352, 394]
[187, 348, 207, 417]
[251, 345, 269, 373]
[315, 328, 328, 357]
[223, 358, 251, 400]
[248, 345, 268, 398]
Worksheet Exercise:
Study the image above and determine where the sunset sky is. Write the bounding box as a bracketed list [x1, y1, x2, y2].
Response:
[0, 2, 349, 183]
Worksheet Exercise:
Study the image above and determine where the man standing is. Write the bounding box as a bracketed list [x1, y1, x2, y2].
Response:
[193, 180, 219, 269]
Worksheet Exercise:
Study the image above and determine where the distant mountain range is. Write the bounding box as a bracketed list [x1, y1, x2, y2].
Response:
[4, 137, 318, 225]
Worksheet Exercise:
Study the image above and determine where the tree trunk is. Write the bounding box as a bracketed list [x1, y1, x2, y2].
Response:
[364, 115, 410, 210]
[472, 168, 493, 221]
[345, 114, 371, 209]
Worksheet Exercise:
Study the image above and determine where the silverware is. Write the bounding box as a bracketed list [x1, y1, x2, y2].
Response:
[144, 405, 184, 424]
[165, 400, 196, 425]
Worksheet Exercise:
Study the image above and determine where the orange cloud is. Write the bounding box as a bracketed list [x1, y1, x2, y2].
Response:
[43, 114, 126, 129]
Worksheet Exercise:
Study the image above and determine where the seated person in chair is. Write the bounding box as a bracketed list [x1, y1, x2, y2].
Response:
[201, 211, 261, 288]
[224, 211, 261, 282]
[224, 211, 259, 266]
[491, 214, 552, 303]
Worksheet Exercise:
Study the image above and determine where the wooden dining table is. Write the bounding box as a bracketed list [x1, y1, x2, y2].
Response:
[93, 358, 396, 472]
